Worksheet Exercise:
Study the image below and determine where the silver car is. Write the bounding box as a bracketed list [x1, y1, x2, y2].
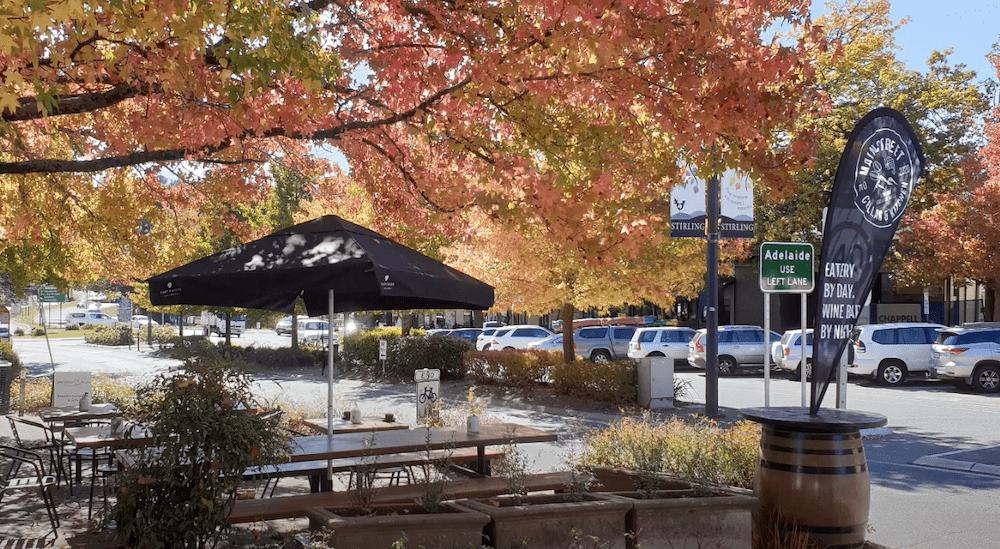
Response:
[627, 327, 696, 366]
[687, 325, 781, 376]
[929, 328, 1000, 392]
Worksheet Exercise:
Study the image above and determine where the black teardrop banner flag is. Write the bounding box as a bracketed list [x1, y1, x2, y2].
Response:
[811, 108, 924, 414]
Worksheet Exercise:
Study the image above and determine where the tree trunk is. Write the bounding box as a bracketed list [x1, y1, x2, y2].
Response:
[401, 314, 412, 336]
[561, 302, 575, 364]
[224, 312, 232, 346]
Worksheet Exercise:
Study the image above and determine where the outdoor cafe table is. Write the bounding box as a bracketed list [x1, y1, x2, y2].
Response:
[63, 424, 153, 450]
[301, 416, 410, 435]
[39, 403, 121, 424]
[286, 422, 557, 480]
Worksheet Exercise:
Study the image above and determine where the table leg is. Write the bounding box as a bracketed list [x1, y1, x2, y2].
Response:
[309, 474, 332, 493]
[477, 445, 485, 475]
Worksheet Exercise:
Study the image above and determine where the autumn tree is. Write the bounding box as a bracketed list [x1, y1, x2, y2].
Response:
[756, 0, 988, 248]
[898, 44, 1000, 319]
[1, 0, 828, 313]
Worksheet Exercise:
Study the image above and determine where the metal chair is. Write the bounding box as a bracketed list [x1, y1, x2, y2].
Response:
[0, 444, 60, 536]
[6, 415, 70, 491]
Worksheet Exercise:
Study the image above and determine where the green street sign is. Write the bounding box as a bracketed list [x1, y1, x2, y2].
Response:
[760, 242, 814, 293]
[39, 287, 66, 302]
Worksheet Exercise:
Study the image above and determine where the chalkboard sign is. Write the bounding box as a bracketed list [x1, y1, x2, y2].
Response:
[52, 371, 92, 407]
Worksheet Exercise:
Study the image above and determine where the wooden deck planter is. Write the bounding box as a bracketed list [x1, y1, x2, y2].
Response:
[588, 467, 755, 549]
[304, 501, 490, 549]
[456, 493, 632, 549]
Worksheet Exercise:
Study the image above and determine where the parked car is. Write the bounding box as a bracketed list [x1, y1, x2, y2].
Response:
[847, 322, 945, 385]
[526, 334, 563, 351]
[627, 327, 696, 365]
[481, 325, 554, 350]
[574, 325, 639, 362]
[687, 325, 781, 376]
[298, 318, 331, 347]
[778, 329, 813, 378]
[130, 314, 160, 329]
[447, 328, 483, 342]
[929, 327, 1000, 392]
[0, 323, 9, 341]
[476, 328, 499, 351]
[275, 316, 293, 335]
[66, 311, 118, 328]
[425, 329, 452, 337]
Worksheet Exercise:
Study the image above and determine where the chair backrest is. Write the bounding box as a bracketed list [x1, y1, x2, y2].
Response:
[0, 443, 47, 481]
[7, 415, 58, 445]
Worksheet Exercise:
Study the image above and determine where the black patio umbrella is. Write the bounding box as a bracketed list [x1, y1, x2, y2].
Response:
[147, 214, 494, 485]
[147, 215, 494, 315]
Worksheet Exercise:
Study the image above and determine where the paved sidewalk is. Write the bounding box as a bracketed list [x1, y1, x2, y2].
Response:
[913, 444, 1000, 475]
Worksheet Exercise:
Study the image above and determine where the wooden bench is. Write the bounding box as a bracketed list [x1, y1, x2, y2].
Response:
[226, 471, 575, 524]
[242, 447, 505, 495]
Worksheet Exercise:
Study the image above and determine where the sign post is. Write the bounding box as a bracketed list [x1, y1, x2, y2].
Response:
[414, 368, 440, 422]
[760, 242, 815, 407]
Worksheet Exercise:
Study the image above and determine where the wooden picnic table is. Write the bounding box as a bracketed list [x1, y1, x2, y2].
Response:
[287, 422, 557, 476]
[300, 416, 410, 435]
[39, 403, 121, 424]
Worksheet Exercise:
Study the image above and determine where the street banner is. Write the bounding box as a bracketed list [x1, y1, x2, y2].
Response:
[671, 166, 754, 238]
[811, 108, 923, 413]
[670, 165, 707, 237]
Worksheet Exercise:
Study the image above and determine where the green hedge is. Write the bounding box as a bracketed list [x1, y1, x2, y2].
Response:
[463, 349, 561, 388]
[84, 325, 135, 346]
[341, 328, 469, 380]
[549, 358, 638, 405]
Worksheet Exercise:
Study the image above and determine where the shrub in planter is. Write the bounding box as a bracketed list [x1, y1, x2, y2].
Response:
[106, 359, 288, 548]
[578, 414, 760, 490]
[65, 323, 80, 331]
[31, 326, 45, 336]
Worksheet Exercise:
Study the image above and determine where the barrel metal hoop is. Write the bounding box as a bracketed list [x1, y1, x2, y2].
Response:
[759, 457, 868, 475]
[760, 442, 864, 456]
[763, 427, 861, 442]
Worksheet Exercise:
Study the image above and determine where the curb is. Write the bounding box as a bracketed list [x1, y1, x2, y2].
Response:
[913, 445, 1000, 476]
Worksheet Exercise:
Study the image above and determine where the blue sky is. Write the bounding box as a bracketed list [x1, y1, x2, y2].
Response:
[812, 1, 999, 81]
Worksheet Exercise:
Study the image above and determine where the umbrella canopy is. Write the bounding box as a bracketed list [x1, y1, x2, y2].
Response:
[148, 215, 494, 315]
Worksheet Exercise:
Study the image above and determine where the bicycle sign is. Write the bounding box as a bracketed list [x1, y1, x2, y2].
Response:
[415, 369, 440, 421]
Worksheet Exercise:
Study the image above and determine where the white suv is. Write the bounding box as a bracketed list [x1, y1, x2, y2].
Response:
[777, 329, 813, 378]
[66, 311, 119, 328]
[929, 328, 1000, 392]
[481, 325, 554, 350]
[627, 327, 695, 364]
[847, 322, 945, 385]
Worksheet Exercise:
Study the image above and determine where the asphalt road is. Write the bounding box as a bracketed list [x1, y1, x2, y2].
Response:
[9, 332, 1000, 549]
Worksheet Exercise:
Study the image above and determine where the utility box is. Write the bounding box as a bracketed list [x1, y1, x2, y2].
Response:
[637, 357, 674, 409]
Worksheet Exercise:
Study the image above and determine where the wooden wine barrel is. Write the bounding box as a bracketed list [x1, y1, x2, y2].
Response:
[741, 407, 888, 549]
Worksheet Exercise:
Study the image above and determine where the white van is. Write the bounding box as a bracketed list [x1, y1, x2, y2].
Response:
[847, 322, 945, 385]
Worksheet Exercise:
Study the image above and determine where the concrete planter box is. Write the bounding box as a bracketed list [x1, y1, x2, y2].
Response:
[304, 501, 490, 549]
[456, 493, 632, 549]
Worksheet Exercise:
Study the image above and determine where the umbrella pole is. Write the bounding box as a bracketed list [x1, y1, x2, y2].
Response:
[327, 289, 335, 489]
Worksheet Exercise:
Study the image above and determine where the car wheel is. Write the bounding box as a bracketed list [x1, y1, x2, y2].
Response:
[503, 346, 516, 351]
[793, 362, 812, 380]
[717, 355, 738, 376]
[972, 364, 1000, 393]
[592, 350, 612, 363]
[648, 351, 666, 357]
[877, 361, 907, 386]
